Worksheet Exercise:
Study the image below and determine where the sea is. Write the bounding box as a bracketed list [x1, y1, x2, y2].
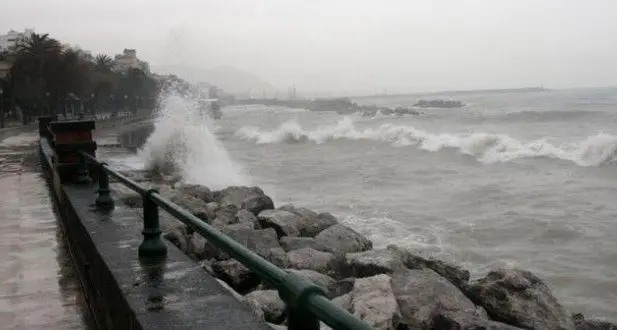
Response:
[119, 87, 617, 321]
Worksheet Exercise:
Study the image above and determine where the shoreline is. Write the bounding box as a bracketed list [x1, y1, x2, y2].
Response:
[112, 176, 616, 329]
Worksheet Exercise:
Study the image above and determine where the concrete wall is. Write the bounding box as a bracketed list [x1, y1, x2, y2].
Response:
[38, 137, 269, 330]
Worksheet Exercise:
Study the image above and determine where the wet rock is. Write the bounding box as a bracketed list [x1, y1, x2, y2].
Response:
[175, 183, 214, 203]
[343, 247, 407, 278]
[314, 224, 373, 254]
[261, 247, 289, 268]
[211, 204, 240, 228]
[216, 186, 266, 208]
[432, 312, 524, 330]
[198, 259, 215, 276]
[190, 233, 208, 260]
[393, 245, 470, 288]
[466, 268, 575, 330]
[163, 225, 191, 253]
[287, 248, 335, 274]
[280, 236, 328, 252]
[224, 222, 255, 231]
[205, 227, 281, 260]
[332, 293, 351, 311]
[278, 205, 338, 237]
[242, 195, 275, 216]
[168, 191, 210, 220]
[204, 202, 219, 222]
[245, 290, 286, 324]
[572, 313, 617, 330]
[236, 209, 260, 229]
[258, 210, 303, 238]
[212, 259, 261, 293]
[329, 277, 356, 298]
[286, 269, 335, 297]
[349, 274, 402, 330]
[391, 268, 476, 329]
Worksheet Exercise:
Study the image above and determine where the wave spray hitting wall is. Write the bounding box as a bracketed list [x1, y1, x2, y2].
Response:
[139, 90, 247, 189]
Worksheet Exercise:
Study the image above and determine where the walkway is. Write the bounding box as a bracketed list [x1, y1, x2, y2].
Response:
[0, 132, 92, 330]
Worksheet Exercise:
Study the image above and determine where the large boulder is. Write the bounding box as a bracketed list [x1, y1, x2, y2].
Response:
[174, 183, 214, 203]
[286, 269, 336, 298]
[280, 237, 329, 252]
[216, 186, 266, 208]
[212, 259, 261, 293]
[393, 245, 470, 289]
[391, 269, 477, 328]
[168, 191, 210, 221]
[287, 248, 335, 274]
[204, 202, 220, 222]
[211, 204, 240, 228]
[242, 195, 275, 216]
[278, 205, 338, 237]
[190, 233, 208, 260]
[466, 268, 575, 330]
[258, 210, 303, 238]
[314, 224, 373, 254]
[573, 314, 617, 330]
[204, 227, 281, 262]
[163, 225, 191, 254]
[236, 209, 260, 229]
[432, 312, 524, 330]
[349, 274, 402, 330]
[245, 290, 286, 324]
[342, 247, 407, 278]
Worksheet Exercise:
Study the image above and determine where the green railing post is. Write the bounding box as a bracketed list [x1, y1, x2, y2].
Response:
[76, 153, 92, 184]
[280, 273, 324, 330]
[95, 163, 114, 210]
[138, 189, 167, 262]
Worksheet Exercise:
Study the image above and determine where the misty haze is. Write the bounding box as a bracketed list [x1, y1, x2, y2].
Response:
[1, 1, 617, 329]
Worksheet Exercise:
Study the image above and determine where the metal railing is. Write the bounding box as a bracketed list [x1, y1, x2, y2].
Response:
[77, 151, 373, 330]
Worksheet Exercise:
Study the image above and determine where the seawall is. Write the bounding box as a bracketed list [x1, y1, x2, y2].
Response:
[38, 134, 269, 329]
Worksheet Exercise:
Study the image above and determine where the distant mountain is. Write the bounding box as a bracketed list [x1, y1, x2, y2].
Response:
[153, 64, 278, 97]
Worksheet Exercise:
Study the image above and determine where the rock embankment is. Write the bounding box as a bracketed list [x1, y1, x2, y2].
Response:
[114, 182, 616, 330]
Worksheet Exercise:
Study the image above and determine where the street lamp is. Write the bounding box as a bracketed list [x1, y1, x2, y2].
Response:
[0, 88, 4, 129]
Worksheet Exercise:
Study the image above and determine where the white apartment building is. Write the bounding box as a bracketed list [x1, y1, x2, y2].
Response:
[113, 49, 150, 73]
[0, 29, 34, 52]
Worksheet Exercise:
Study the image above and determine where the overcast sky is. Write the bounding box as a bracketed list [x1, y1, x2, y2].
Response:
[1, 0, 616, 94]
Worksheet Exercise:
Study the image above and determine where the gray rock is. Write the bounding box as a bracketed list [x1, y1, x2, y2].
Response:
[332, 293, 351, 311]
[391, 269, 476, 329]
[343, 247, 407, 278]
[242, 195, 275, 216]
[572, 314, 617, 330]
[349, 274, 402, 330]
[258, 209, 303, 238]
[224, 222, 255, 231]
[205, 227, 281, 261]
[393, 245, 470, 288]
[211, 204, 240, 228]
[286, 269, 335, 297]
[466, 268, 575, 330]
[277, 205, 338, 237]
[212, 259, 261, 293]
[190, 234, 208, 260]
[168, 191, 210, 221]
[287, 248, 335, 274]
[175, 183, 214, 203]
[204, 202, 219, 222]
[236, 209, 260, 229]
[314, 224, 373, 254]
[199, 259, 215, 276]
[245, 290, 286, 324]
[432, 312, 524, 330]
[261, 247, 290, 268]
[329, 278, 356, 298]
[216, 186, 266, 208]
[163, 225, 191, 254]
[280, 236, 329, 252]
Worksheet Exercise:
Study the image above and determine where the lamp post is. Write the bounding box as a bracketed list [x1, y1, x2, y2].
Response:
[0, 88, 4, 129]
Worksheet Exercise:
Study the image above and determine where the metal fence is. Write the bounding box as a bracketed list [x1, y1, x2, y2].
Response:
[77, 151, 373, 330]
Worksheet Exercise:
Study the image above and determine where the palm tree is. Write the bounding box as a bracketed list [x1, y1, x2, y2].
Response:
[15, 33, 61, 59]
[94, 54, 114, 73]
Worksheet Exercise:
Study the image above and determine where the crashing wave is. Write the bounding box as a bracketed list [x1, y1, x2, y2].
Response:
[235, 118, 617, 166]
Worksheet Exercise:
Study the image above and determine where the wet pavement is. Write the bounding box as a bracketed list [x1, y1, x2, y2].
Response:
[0, 132, 93, 330]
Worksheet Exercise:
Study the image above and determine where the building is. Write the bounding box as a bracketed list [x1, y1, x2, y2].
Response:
[113, 49, 150, 73]
[0, 60, 11, 79]
[0, 29, 34, 52]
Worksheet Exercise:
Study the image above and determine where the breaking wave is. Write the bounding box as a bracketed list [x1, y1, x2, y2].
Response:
[139, 90, 247, 189]
[235, 118, 617, 166]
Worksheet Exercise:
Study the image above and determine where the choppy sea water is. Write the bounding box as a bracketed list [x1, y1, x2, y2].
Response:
[126, 88, 617, 321]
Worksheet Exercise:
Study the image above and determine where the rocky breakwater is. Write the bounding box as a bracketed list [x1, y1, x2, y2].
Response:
[114, 181, 616, 330]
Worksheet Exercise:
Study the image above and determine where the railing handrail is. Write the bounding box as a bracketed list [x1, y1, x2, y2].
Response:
[78, 151, 373, 330]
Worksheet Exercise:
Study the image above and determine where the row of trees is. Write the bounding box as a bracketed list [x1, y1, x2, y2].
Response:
[0, 33, 160, 126]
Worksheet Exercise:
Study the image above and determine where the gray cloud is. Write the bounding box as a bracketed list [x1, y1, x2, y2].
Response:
[2, 0, 617, 95]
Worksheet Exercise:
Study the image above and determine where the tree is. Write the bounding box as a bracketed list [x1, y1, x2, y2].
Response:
[94, 54, 114, 73]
